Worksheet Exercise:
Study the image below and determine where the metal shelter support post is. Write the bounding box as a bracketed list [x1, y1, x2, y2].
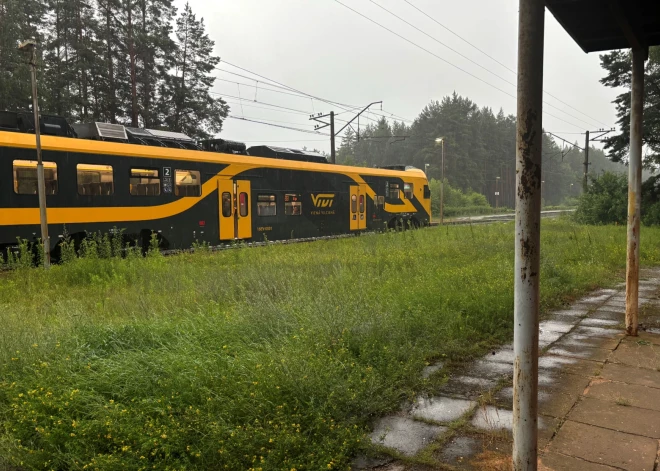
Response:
[512, 0, 544, 468]
[625, 47, 646, 337]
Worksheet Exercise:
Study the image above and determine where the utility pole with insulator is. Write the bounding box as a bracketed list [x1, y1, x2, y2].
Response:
[18, 39, 50, 269]
[310, 101, 382, 164]
[330, 111, 335, 164]
[583, 130, 589, 192]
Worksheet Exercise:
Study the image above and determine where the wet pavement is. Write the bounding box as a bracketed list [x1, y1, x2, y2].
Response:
[354, 268, 660, 470]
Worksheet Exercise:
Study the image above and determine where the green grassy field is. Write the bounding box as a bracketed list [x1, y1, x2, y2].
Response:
[2, 219, 659, 470]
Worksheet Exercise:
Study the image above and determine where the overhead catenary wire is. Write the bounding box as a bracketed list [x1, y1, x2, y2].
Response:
[228, 116, 331, 136]
[359, 0, 599, 129]
[400, 0, 609, 128]
[332, 0, 585, 131]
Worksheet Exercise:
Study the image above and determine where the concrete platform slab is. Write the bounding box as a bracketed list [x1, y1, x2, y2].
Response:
[370, 416, 447, 456]
[540, 452, 620, 470]
[539, 374, 591, 418]
[573, 326, 622, 339]
[578, 294, 613, 305]
[553, 333, 620, 351]
[622, 330, 660, 347]
[411, 396, 475, 424]
[471, 406, 512, 431]
[590, 309, 624, 320]
[568, 396, 660, 438]
[548, 420, 657, 471]
[550, 308, 589, 318]
[610, 342, 660, 370]
[600, 362, 660, 389]
[586, 380, 660, 411]
[540, 320, 575, 333]
[540, 355, 603, 377]
[483, 348, 515, 364]
[580, 318, 622, 328]
[546, 345, 611, 362]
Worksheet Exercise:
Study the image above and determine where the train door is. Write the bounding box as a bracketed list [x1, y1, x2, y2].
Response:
[349, 184, 367, 231]
[218, 178, 252, 240]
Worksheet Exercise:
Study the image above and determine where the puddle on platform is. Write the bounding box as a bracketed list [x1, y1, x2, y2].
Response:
[370, 416, 447, 456]
[412, 396, 475, 423]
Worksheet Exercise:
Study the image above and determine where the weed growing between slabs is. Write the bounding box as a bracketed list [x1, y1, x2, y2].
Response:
[1, 219, 659, 470]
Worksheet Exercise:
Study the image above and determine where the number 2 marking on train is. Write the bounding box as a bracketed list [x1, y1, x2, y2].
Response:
[164, 167, 171, 177]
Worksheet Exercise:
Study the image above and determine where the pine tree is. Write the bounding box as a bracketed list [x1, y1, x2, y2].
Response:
[599, 47, 660, 166]
[162, 2, 228, 139]
[0, 0, 46, 111]
[134, 0, 176, 128]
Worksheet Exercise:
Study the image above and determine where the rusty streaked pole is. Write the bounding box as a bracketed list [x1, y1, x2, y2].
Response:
[512, 0, 544, 469]
[19, 39, 50, 269]
[625, 47, 646, 337]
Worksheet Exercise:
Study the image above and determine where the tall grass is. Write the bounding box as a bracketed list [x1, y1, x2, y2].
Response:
[1, 220, 659, 470]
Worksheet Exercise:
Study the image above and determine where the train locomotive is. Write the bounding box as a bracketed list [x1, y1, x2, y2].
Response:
[0, 110, 431, 256]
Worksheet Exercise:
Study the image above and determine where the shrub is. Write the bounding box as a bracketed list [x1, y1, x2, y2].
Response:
[574, 172, 628, 225]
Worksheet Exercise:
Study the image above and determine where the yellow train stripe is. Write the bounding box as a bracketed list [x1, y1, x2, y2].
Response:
[0, 164, 257, 226]
[349, 174, 417, 213]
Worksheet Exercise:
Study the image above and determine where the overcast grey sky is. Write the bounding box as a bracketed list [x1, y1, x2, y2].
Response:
[175, 0, 623, 153]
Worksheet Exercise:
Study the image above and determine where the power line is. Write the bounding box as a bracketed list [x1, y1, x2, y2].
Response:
[333, 0, 585, 131]
[401, 0, 515, 74]
[362, 0, 599, 129]
[400, 0, 609, 128]
[228, 116, 330, 136]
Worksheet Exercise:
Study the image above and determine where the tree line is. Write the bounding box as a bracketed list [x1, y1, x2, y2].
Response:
[337, 93, 627, 208]
[0, 0, 227, 138]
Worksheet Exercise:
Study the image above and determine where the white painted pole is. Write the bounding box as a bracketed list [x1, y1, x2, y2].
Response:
[512, 0, 544, 468]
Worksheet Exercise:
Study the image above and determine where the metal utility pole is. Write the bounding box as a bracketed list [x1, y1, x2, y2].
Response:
[435, 137, 445, 224]
[512, 0, 544, 468]
[496, 176, 500, 209]
[330, 111, 335, 164]
[581, 128, 615, 192]
[310, 101, 382, 164]
[626, 47, 647, 337]
[583, 130, 589, 192]
[18, 39, 50, 269]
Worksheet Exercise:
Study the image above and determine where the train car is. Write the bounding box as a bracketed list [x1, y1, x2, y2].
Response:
[0, 111, 431, 256]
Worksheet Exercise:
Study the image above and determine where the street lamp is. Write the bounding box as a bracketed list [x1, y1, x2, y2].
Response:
[424, 163, 430, 176]
[541, 180, 545, 208]
[435, 137, 445, 225]
[18, 39, 50, 268]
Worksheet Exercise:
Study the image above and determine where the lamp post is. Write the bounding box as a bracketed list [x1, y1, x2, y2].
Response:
[18, 39, 50, 268]
[435, 137, 445, 225]
[424, 163, 430, 176]
[541, 180, 545, 208]
[496, 176, 501, 209]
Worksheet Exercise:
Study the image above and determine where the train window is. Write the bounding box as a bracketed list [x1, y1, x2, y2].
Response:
[222, 192, 232, 217]
[351, 194, 357, 213]
[404, 183, 414, 199]
[239, 192, 248, 217]
[13, 160, 58, 195]
[175, 169, 201, 197]
[77, 164, 114, 195]
[423, 185, 431, 199]
[257, 194, 277, 216]
[130, 168, 160, 196]
[359, 194, 365, 213]
[284, 193, 302, 216]
[389, 183, 400, 199]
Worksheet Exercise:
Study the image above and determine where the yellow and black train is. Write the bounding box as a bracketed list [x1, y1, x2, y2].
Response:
[0, 111, 431, 256]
